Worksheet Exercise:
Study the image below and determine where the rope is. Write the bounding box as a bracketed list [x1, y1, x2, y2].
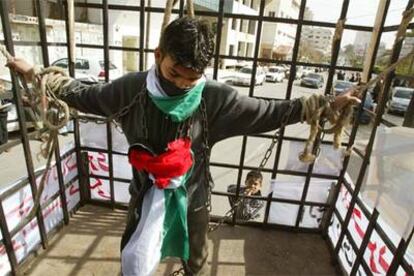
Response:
[332, 18, 346, 50]
[299, 49, 414, 163]
[0, 45, 73, 233]
[161, 0, 195, 34]
[396, 8, 414, 43]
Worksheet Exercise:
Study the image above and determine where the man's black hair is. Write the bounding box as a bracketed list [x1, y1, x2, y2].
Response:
[246, 170, 263, 182]
[159, 17, 215, 73]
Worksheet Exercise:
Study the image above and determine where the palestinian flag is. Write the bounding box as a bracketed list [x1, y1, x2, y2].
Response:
[122, 138, 193, 275]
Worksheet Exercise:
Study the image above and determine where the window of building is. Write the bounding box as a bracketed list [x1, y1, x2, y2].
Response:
[248, 20, 256, 35]
[238, 41, 243, 55]
[281, 11, 284, 18]
[229, 45, 234, 56]
[268, 11, 275, 17]
[239, 19, 244, 32]
[232, 18, 237, 30]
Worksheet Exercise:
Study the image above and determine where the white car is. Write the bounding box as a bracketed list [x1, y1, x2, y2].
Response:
[233, 66, 266, 86]
[52, 57, 121, 82]
[266, 66, 285, 82]
[204, 68, 235, 84]
[388, 86, 414, 114]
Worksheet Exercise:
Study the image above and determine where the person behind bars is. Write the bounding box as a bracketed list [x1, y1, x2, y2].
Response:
[227, 170, 265, 221]
[7, 17, 359, 276]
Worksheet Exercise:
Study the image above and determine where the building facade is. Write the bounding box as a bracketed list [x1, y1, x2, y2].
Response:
[301, 26, 333, 55]
[260, 0, 300, 61]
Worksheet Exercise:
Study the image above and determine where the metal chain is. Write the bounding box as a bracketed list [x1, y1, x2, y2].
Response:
[170, 267, 185, 276]
[200, 98, 212, 213]
[208, 100, 296, 232]
[75, 82, 147, 126]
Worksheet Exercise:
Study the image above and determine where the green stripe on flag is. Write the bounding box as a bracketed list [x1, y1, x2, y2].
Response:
[160, 165, 193, 261]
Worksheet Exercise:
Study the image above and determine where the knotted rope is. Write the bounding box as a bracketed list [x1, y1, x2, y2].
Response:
[299, 6, 414, 163]
[0, 44, 74, 232]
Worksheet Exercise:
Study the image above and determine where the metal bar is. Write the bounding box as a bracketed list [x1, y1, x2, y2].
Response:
[387, 227, 414, 275]
[106, 122, 115, 209]
[79, 146, 128, 156]
[139, 0, 145, 71]
[231, 136, 248, 224]
[210, 214, 322, 233]
[325, 0, 350, 95]
[248, 0, 265, 97]
[87, 174, 130, 184]
[35, 0, 50, 66]
[361, 0, 391, 83]
[73, 118, 87, 206]
[81, 152, 92, 202]
[0, 197, 18, 275]
[54, 140, 70, 225]
[334, 0, 413, 256]
[212, 190, 330, 207]
[64, 0, 75, 77]
[179, 0, 185, 17]
[103, 0, 110, 83]
[213, 0, 225, 80]
[0, 0, 49, 250]
[350, 209, 379, 275]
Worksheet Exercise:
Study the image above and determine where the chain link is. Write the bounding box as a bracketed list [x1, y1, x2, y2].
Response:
[200, 99, 212, 213]
[170, 267, 186, 276]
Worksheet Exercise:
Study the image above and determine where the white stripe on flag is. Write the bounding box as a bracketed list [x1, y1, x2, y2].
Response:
[121, 186, 165, 276]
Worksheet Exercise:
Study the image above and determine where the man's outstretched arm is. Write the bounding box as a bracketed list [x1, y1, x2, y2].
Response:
[6, 57, 144, 117]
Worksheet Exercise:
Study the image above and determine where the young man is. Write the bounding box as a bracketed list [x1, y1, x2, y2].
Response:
[8, 17, 359, 276]
[227, 170, 265, 221]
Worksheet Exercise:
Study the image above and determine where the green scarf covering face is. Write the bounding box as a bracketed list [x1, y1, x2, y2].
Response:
[149, 81, 206, 122]
[146, 65, 206, 122]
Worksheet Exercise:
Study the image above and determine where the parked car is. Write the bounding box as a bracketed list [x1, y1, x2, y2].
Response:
[204, 68, 235, 84]
[300, 73, 324, 88]
[233, 66, 266, 86]
[52, 57, 121, 82]
[388, 86, 414, 114]
[332, 80, 354, 96]
[265, 66, 285, 82]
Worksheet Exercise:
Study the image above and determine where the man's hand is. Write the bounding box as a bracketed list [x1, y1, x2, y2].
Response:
[331, 88, 361, 111]
[6, 57, 35, 83]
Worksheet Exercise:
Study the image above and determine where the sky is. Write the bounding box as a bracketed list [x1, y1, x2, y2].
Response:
[306, 0, 412, 48]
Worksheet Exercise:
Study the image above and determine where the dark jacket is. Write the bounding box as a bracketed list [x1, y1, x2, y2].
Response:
[59, 71, 303, 211]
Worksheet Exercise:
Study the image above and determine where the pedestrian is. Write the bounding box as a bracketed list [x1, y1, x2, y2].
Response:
[7, 17, 359, 276]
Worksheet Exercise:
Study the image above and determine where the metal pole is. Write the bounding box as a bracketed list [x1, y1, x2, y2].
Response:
[103, 0, 110, 83]
[139, 0, 145, 71]
[0, 197, 18, 275]
[64, 0, 75, 77]
[213, 0, 225, 80]
[106, 122, 115, 209]
[0, 0, 48, 250]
